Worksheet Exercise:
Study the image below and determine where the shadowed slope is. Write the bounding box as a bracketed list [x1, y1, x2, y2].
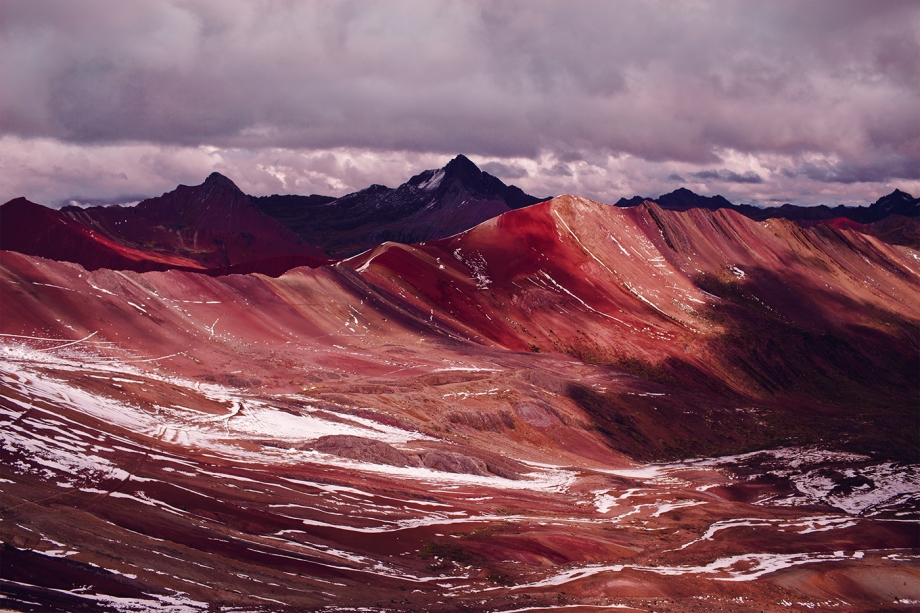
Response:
[252, 154, 548, 257]
[58, 173, 330, 267]
[0, 197, 207, 272]
[616, 188, 920, 248]
[348, 196, 920, 419]
[1, 174, 330, 274]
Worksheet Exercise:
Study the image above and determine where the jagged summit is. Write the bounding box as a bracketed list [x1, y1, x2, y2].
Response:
[655, 188, 734, 211]
[613, 188, 733, 211]
[251, 155, 548, 257]
[614, 187, 917, 244]
[872, 189, 919, 216]
[443, 153, 480, 179]
[5, 160, 916, 276]
[202, 171, 243, 192]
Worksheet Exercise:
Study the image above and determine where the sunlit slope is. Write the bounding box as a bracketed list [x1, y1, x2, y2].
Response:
[350, 195, 920, 407]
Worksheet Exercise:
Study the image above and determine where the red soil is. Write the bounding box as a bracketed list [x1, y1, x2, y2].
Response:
[1, 196, 918, 612]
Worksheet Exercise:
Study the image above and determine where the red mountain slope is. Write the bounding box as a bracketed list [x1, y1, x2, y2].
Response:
[1, 196, 918, 612]
[798, 214, 920, 248]
[349, 195, 920, 411]
[1, 173, 330, 274]
[0, 197, 207, 272]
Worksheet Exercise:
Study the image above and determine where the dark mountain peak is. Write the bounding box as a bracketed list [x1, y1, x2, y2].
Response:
[406, 154, 481, 189]
[885, 188, 913, 200]
[402, 154, 544, 209]
[202, 171, 243, 193]
[1, 196, 34, 209]
[656, 188, 733, 211]
[613, 195, 649, 208]
[134, 172, 250, 221]
[872, 189, 918, 217]
[442, 154, 480, 180]
[247, 155, 546, 257]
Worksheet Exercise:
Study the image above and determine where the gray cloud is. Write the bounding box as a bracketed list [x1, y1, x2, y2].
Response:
[795, 156, 920, 184]
[0, 0, 918, 205]
[481, 161, 528, 180]
[688, 169, 765, 184]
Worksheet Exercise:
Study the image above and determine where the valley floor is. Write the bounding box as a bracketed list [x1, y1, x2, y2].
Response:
[2, 340, 917, 613]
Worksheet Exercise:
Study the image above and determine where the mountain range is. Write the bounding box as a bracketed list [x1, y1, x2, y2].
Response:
[617, 187, 919, 248]
[1, 157, 919, 611]
[252, 154, 547, 258]
[0, 173, 330, 275]
[615, 186, 919, 222]
[2, 155, 917, 279]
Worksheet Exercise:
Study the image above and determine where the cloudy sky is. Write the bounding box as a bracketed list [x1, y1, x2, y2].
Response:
[1, 0, 918, 207]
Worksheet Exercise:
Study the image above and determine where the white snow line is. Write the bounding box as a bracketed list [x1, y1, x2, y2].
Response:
[33, 331, 98, 352]
[539, 271, 629, 326]
[608, 234, 631, 257]
[553, 209, 618, 278]
[623, 282, 671, 318]
[126, 301, 148, 314]
[31, 282, 73, 291]
[87, 282, 116, 295]
[0, 332, 105, 343]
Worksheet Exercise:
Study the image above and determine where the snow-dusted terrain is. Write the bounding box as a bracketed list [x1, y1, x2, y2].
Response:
[2, 191, 919, 612]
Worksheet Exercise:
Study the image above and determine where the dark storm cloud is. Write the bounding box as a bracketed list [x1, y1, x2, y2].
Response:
[1, 0, 918, 206]
[547, 163, 573, 177]
[481, 161, 528, 180]
[796, 156, 920, 184]
[689, 169, 764, 184]
[2, 0, 917, 164]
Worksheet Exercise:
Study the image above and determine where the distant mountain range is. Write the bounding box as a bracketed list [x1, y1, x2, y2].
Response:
[617, 187, 919, 249]
[251, 154, 547, 258]
[616, 186, 919, 223]
[0, 173, 330, 275]
[1, 155, 916, 277]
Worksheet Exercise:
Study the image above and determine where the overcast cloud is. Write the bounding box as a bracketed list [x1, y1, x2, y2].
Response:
[1, 0, 918, 207]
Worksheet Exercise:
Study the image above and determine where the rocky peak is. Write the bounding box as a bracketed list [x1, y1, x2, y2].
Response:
[442, 154, 481, 181]
[656, 188, 734, 211]
[202, 172, 244, 194]
[871, 189, 918, 217]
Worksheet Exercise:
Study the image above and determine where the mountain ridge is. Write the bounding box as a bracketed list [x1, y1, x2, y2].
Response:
[616, 186, 919, 222]
[251, 154, 549, 257]
[3, 156, 917, 277]
[1, 174, 330, 273]
[3, 189, 918, 611]
[614, 187, 919, 248]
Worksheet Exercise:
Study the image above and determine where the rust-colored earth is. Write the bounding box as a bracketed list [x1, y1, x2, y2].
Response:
[1, 196, 918, 612]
